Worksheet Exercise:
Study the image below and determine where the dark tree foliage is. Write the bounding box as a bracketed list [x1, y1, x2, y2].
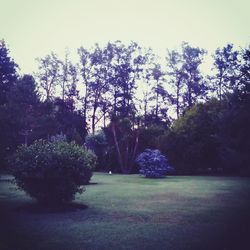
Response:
[181, 42, 207, 108]
[0, 40, 19, 166]
[0, 40, 18, 105]
[212, 44, 240, 100]
[166, 43, 207, 117]
[239, 46, 250, 95]
[103, 117, 139, 174]
[0, 44, 35, 168]
[53, 98, 86, 144]
[108, 41, 147, 119]
[161, 100, 222, 174]
[0, 105, 20, 168]
[59, 51, 78, 102]
[78, 46, 95, 132]
[166, 49, 186, 118]
[32, 98, 86, 144]
[8, 75, 40, 144]
[77, 41, 146, 133]
[138, 125, 167, 153]
[36, 51, 79, 102]
[31, 100, 61, 141]
[149, 64, 168, 121]
[162, 94, 250, 175]
[1, 40, 250, 175]
[217, 92, 250, 174]
[35, 52, 61, 101]
[0, 75, 40, 168]
[85, 131, 108, 171]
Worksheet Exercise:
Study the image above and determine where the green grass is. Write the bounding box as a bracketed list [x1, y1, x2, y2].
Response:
[0, 173, 250, 250]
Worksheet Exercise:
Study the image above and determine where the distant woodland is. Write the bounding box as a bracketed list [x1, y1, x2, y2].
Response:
[1, 40, 249, 175]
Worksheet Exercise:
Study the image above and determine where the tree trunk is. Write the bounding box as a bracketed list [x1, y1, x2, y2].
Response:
[111, 121, 124, 173]
[128, 131, 139, 173]
[103, 110, 106, 128]
[124, 142, 129, 173]
[92, 103, 98, 134]
[155, 90, 159, 120]
[188, 81, 192, 107]
[83, 84, 88, 129]
[219, 77, 222, 101]
[62, 80, 65, 101]
[114, 90, 117, 116]
[176, 79, 180, 118]
[144, 92, 148, 125]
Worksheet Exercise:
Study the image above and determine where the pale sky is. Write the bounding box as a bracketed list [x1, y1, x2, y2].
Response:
[1, 0, 250, 74]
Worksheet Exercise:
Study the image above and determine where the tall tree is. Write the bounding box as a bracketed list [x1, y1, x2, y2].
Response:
[78, 44, 114, 133]
[0, 74, 39, 168]
[59, 51, 78, 102]
[0, 40, 18, 168]
[8, 74, 40, 145]
[108, 41, 146, 119]
[181, 42, 207, 108]
[0, 40, 18, 105]
[78, 47, 94, 131]
[96, 41, 149, 172]
[212, 44, 240, 100]
[166, 49, 186, 118]
[238, 46, 250, 96]
[89, 44, 112, 133]
[136, 48, 156, 125]
[165, 43, 206, 117]
[149, 63, 169, 123]
[35, 52, 61, 101]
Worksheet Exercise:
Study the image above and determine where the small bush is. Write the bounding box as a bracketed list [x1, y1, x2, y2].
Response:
[9, 140, 96, 204]
[136, 149, 174, 178]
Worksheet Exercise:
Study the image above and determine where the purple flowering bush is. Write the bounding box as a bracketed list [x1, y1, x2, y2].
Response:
[136, 149, 174, 178]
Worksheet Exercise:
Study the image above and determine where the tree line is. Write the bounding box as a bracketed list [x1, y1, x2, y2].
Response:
[0, 39, 249, 175]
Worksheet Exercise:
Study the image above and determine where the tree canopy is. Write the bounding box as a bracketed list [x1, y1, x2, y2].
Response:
[0, 39, 249, 175]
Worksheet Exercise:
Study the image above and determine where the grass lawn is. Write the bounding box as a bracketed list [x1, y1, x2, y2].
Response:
[0, 173, 250, 250]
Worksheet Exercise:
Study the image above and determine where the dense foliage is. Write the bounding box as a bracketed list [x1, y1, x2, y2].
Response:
[161, 100, 222, 174]
[10, 140, 96, 203]
[101, 117, 143, 174]
[162, 94, 250, 175]
[136, 149, 174, 178]
[0, 40, 18, 105]
[85, 131, 108, 170]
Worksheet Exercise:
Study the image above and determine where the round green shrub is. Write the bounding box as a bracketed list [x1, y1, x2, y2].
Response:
[10, 140, 96, 204]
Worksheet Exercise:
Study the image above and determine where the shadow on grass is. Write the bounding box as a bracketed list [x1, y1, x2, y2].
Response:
[16, 202, 88, 214]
